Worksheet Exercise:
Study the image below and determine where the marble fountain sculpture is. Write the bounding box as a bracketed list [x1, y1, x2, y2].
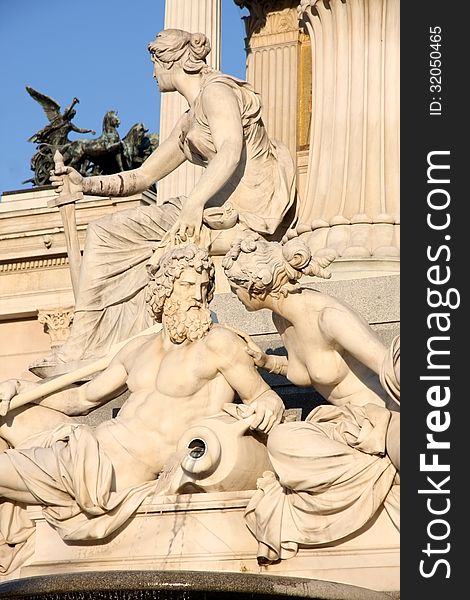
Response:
[0, 21, 399, 600]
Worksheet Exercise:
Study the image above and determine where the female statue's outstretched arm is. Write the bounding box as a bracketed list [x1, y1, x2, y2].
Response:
[318, 302, 387, 375]
[50, 114, 188, 197]
[225, 326, 289, 377]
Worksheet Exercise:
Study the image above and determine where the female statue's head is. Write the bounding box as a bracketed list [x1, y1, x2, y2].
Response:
[222, 231, 335, 307]
[148, 29, 211, 75]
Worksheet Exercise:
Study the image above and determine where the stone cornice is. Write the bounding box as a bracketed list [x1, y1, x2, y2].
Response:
[0, 255, 69, 273]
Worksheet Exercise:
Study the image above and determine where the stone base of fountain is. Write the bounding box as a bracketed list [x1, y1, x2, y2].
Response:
[3, 490, 399, 593]
[0, 569, 400, 600]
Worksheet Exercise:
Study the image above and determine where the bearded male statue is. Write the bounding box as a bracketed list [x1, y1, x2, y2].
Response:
[0, 244, 284, 574]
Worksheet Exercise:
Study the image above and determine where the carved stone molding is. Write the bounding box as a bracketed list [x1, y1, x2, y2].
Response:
[37, 307, 74, 347]
[252, 7, 299, 38]
[235, 0, 299, 37]
[0, 256, 69, 273]
[290, 0, 400, 261]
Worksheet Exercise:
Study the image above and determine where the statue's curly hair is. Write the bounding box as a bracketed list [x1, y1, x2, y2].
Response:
[148, 29, 212, 74]
[222, 231, 336, 299]
[146, 244, 215, 323]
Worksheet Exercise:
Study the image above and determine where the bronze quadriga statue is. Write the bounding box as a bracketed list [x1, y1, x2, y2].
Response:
[24, 86, 158, 186]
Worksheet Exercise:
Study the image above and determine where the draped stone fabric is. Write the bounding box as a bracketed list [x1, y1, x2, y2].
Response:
[245, 403, 399, 562]
[56, 198, 182, 362]
[181, 71, 298, 236]
[0, 499, 35, 575]
[380, 335, 400, 406]
[0, 424, 157, 574]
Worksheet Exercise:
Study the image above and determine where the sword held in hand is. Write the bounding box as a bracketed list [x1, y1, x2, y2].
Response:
[48, 150, 83, 299]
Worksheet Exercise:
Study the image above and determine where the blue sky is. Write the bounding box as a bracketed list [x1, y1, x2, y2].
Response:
[0, 0, 248, 194]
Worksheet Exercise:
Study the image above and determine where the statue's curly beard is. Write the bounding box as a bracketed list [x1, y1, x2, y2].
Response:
[163, 298, 213, 344]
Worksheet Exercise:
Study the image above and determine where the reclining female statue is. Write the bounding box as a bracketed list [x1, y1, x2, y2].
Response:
[222, 232, 400, 564]
[45, 28, 297, 367]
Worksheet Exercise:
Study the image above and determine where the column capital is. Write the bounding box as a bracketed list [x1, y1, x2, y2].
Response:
[37, 307, 74, 347]
[235, 0, 299, 37]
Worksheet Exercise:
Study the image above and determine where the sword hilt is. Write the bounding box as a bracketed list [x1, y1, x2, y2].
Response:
[48, 150, 83, 208]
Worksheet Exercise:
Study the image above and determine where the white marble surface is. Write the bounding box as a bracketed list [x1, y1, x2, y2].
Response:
[19, 490, 399, 592]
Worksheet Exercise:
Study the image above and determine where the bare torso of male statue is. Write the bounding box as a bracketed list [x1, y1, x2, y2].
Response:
[1, 319, 282, 506]
[93, 327, 238, 491]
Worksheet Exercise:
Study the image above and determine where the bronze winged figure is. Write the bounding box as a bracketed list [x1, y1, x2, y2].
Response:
[26, 86, 95, 147]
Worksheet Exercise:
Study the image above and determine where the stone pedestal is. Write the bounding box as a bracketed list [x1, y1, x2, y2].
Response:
[14, 490, 398, 593]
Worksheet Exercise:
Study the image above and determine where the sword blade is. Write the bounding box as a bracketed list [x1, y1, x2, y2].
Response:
[59, 202, 81, 298]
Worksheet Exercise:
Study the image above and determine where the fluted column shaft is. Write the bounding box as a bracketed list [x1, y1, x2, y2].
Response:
[296, 0, 399, 259]
[242, 3, 300, 163]
[158, 0, 221, 201]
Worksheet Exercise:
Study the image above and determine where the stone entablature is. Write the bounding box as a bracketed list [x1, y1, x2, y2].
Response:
[17, 490, 399, 592]
[0, 187, 157, 378]
[0, 187, 157, 319]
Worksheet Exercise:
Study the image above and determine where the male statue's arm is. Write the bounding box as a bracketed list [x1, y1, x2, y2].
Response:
[0, 360, 129, 418]
[45, 361, 129, 416]
[206, 327, 285, 433]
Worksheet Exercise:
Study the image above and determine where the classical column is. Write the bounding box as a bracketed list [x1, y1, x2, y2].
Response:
[37, 308, 74, 349]
[237, 1, 300, 163]
[158, 0, 221, 201]
[293, 0, 400, 261]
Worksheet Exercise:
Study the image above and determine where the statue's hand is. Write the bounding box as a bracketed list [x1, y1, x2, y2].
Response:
[0, 379, 19, 417]
[169, 198, 204, 244]
[225, 326, 269, 369]
[50, 165, 83, 196]
[244, 391, 284, 434]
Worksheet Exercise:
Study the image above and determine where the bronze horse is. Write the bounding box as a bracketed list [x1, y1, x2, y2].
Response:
[62, 110, 125, 176]
[25, 86, 159, 185]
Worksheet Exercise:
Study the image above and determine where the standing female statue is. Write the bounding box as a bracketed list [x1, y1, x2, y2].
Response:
[47, 29, 297, 366]
[222, 232, 400, 563]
